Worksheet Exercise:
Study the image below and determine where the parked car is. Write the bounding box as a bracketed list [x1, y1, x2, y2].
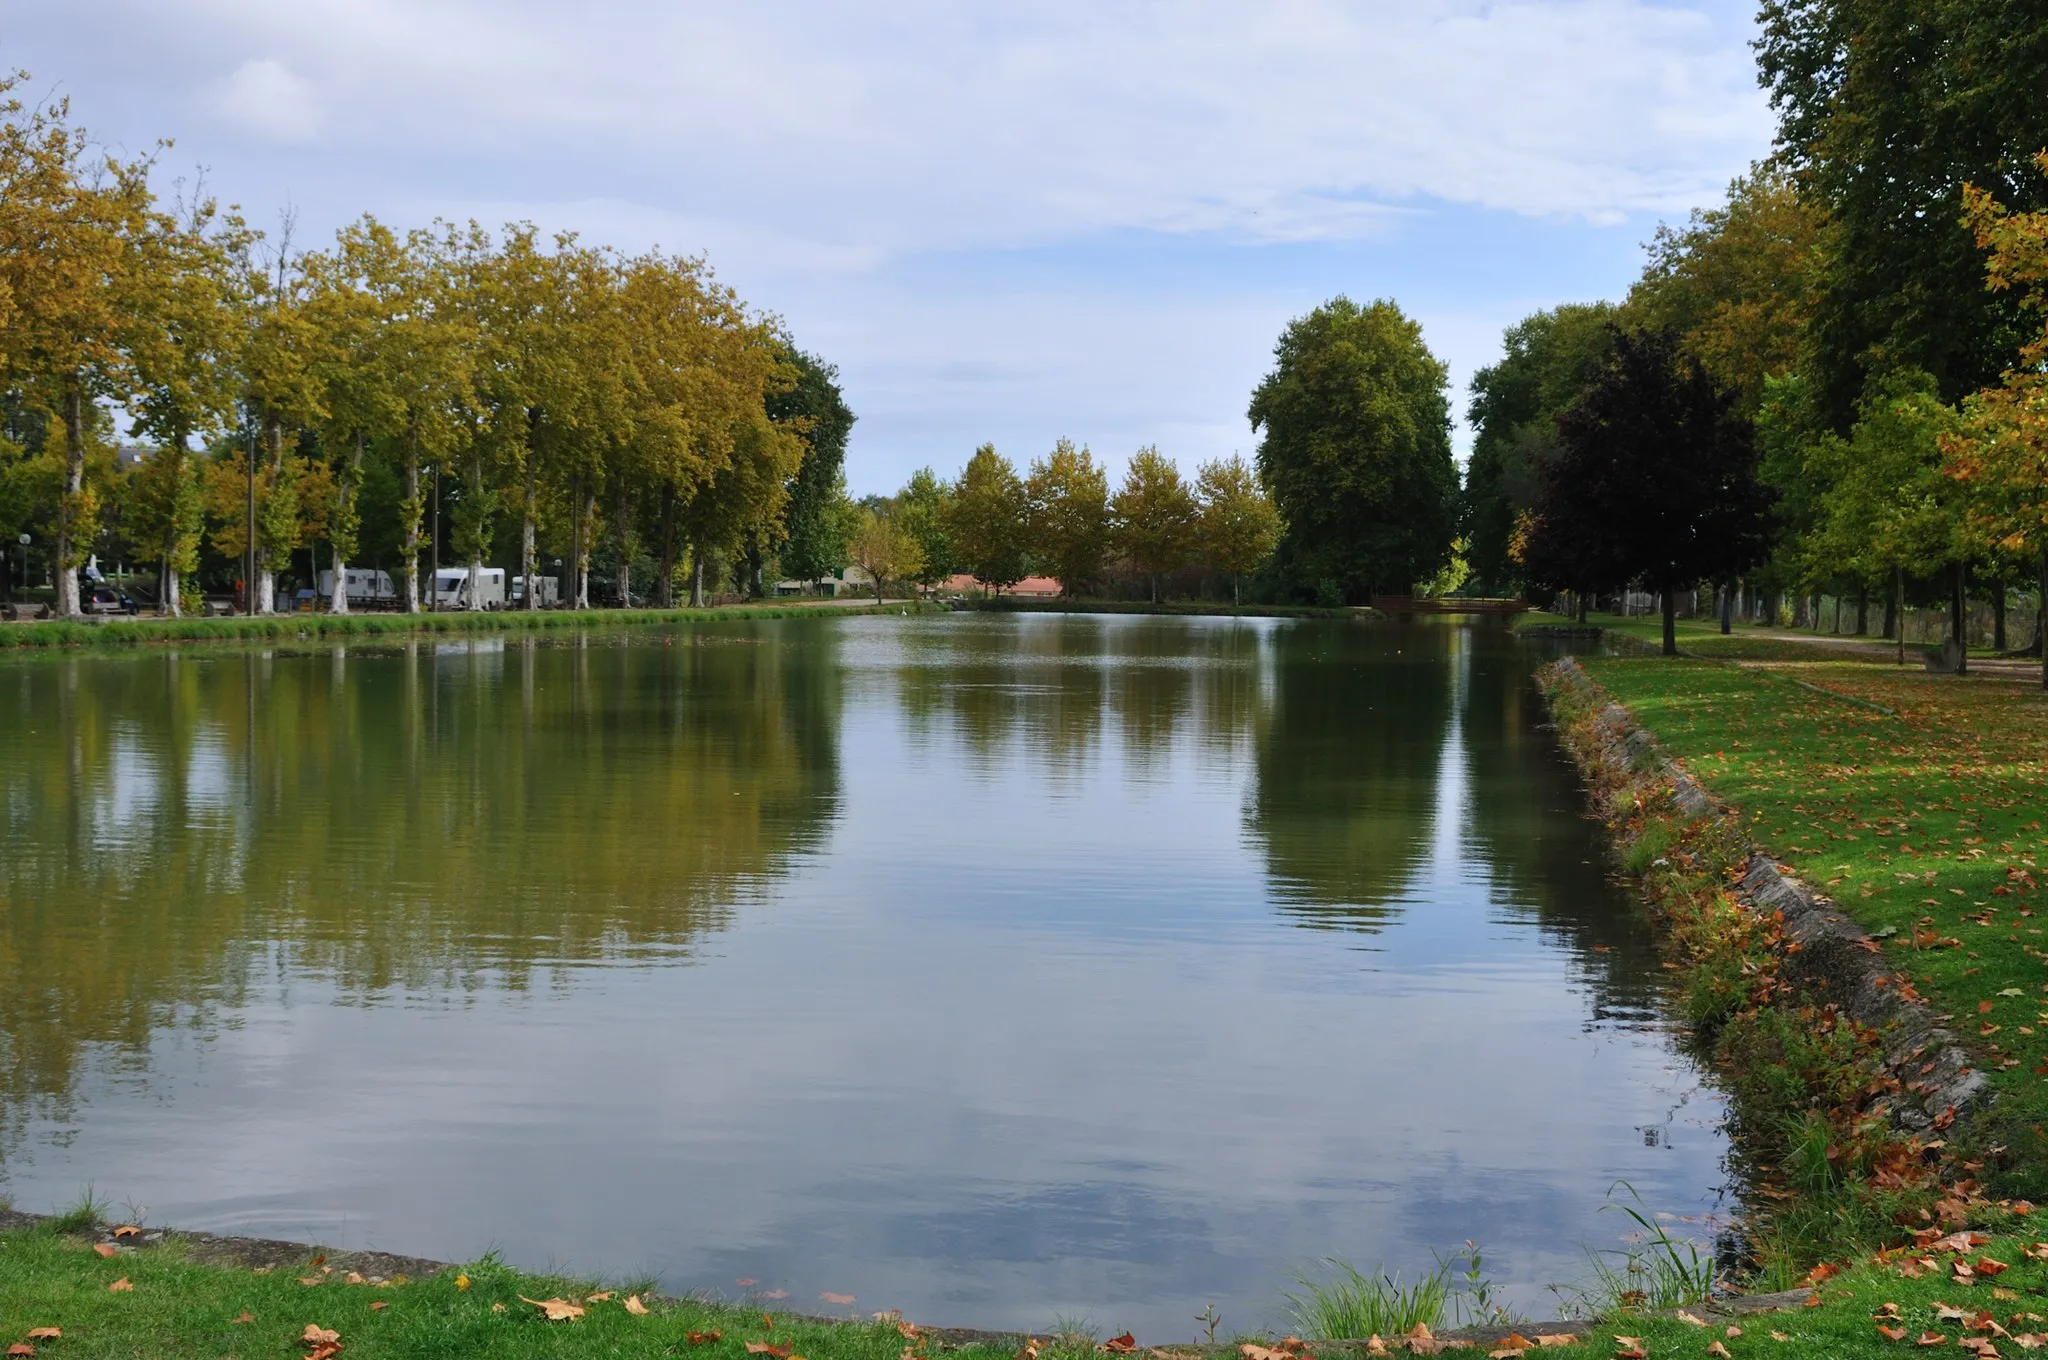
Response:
[82, 585, 140, 616]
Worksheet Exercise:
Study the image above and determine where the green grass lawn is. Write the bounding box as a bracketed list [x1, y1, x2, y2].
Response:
[0, 1223, 1021, 1360]
[1581, 654, 2048, 1193]
[1529, 610, 2028, 667]
[11, 1217, 2048, 1359]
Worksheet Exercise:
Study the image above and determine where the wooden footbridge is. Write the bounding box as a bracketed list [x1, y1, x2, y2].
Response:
[1370, 596, 1530, 618]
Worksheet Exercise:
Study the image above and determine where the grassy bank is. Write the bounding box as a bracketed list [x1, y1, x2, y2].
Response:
[1538, 640, 2048, 1326]
[0, 1218, 1015, 1360]
[1540, 660, 1952, 1284]
[0, 600, 927, 650]
[12, 1213, 2048, 1359]
[1574, 654, 2048, 1193]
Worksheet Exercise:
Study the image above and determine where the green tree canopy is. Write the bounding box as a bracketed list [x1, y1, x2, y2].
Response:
[897, 466, 955, 590]
[948, 443, 1028, 593]
[1111, 446, 1198, 603]
[1463, 303, 1618, 595]
[771, 348, 856, 585]
[1025, 437, 1109, 596]
[1757, 0, 2048, 427]
[1520, 327, 1777, 655]
[1624, 168, 1825, 412]
[1195, 454, 1280, 603]
[1248, 296, 1457, 600]
[1810, 368, 1971, 657]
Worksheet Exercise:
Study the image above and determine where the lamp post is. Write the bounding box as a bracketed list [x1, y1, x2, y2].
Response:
[15, 533, 27, 606]
[553, 558, 563, 610]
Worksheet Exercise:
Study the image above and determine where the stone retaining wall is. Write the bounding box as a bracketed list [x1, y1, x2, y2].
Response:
[1539, 656, 1989, 1136]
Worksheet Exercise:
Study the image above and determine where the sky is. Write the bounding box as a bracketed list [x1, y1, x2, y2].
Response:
[7, 1, 1776, 495]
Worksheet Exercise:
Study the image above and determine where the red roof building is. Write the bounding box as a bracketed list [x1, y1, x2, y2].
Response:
[943, 573, 1062, 598]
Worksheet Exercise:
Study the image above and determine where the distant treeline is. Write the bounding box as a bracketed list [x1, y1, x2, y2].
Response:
[0, 72, 852, 617]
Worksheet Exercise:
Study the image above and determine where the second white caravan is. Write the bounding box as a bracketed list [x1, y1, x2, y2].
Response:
[428, 567, 506, 610]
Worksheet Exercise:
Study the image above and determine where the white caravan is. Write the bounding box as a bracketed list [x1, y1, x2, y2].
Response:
[511, 574, 560, 607]
[316, 567, 398, 606]
[428, 567, 506, 610]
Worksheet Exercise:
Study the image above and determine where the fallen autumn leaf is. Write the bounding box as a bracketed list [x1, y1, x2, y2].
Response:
[107, 1277, 132, 1293]
[518, 1295, 586, 1322]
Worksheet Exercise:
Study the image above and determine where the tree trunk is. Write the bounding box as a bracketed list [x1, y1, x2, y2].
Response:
[576, 489, 596, 609]
[255, 410, 285, 615]
[55, 376, 86, 618]
[744, 536, 764, 599]
[567, 472, 582, 612]
[1951, 560, 1968, 674]
[1894, 566, 1906, 665]
[331, 431, 363, 614]
[520, 453, 539, 611]
[1993, 578, 2007, 652]
[1575, 590, 1588, 624]
[614, 488, 632, 608]
[428, 462, 441, 612]
[656, 484, 677, 609]
[402, 435, 422, 613]
[690, 549, 704, 608]
[2037, 552, 2048, 658]
[1720, 580, 1733, 634]
[1855, 585, 1869, 636]
[1661, 586, 1677, 657]
[161, 554, 180, 618]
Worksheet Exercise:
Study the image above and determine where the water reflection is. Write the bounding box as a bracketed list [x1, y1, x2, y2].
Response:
[1247, 625, 1453, 935]
[0, 617, 1723, 1337]
[0, 629, 839, 1129]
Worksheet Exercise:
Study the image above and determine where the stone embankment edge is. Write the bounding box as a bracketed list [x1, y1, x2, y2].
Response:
[0, 1206, 1817, 1350]
[1536, 656, 1990, 1137]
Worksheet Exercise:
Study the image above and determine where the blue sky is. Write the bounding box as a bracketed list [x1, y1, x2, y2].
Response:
[9, 0, 1774, 495]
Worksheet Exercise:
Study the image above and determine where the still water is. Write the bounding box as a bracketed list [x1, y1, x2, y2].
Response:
[0, 615, 1724, 1334]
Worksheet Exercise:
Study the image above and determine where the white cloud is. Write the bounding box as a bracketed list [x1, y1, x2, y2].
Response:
[147, 0, 1764, 256]
[206, 57, 321, 144]
[9, 1, 1773, 490]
